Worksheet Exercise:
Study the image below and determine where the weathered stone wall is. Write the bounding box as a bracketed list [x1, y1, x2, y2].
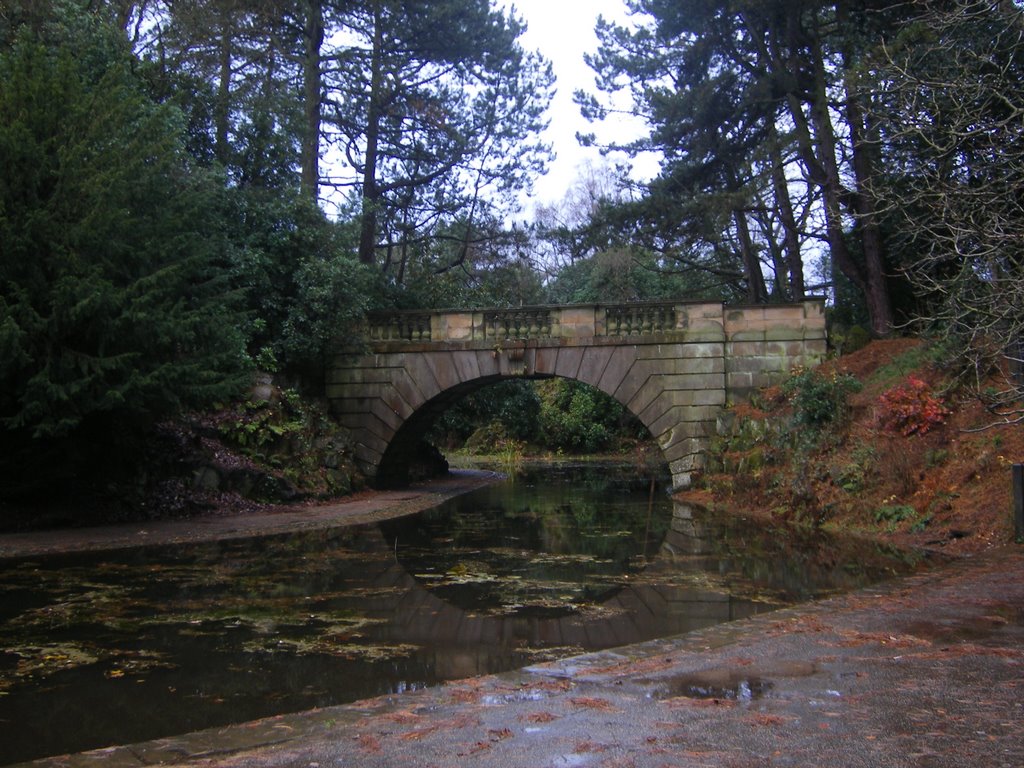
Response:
[327, 299, 826, 490]
[723, 301, 828, 402]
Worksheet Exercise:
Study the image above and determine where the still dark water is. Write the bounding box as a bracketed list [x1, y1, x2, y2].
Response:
[0, 464, 928, 764]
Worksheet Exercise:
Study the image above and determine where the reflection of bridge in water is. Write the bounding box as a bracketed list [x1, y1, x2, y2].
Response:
[345, 502, 788, 680]
[329, 299, 826, 490]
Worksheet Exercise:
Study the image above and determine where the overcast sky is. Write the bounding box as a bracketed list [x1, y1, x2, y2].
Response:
[501, 0, 659, 209]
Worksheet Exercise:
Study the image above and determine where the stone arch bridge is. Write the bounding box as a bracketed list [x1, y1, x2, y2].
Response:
[328, 299, 826, 490]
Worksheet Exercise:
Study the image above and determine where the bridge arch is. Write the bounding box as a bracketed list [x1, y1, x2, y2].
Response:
[327, 299, 826, 489]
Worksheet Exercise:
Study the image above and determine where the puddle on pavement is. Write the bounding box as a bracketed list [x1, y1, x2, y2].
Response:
[903, 614, 1020, 644]
[648, 660, 818, 701]
[0, 463, 930, 764]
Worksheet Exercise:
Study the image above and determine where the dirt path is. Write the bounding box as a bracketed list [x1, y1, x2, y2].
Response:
[0, 469, 503, 560]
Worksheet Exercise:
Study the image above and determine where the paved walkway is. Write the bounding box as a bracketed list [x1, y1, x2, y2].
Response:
[5, 476, 1023, 768]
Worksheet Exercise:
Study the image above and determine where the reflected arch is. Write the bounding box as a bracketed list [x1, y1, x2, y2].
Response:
[345, 500, 785, 671]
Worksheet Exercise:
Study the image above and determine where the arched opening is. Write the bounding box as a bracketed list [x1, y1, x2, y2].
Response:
[374, 375, 664, 488]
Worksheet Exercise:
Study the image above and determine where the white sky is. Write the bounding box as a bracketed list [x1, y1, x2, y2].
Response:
[502, 0, 660, 209]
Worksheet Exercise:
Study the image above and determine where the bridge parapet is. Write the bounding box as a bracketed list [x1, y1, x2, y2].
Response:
[364, 300, 738, 344]
[334, 299, 826, 490]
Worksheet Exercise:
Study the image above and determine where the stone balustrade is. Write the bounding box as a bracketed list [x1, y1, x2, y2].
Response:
[363, 300, 727, 343]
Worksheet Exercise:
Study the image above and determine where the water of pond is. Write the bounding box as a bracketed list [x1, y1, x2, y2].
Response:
[0, 463, 929, 764]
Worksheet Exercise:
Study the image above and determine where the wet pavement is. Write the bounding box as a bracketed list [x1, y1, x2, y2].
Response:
[4, 477, 1024, 768]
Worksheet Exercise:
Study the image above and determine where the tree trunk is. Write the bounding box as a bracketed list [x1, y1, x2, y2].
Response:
[767, 121, 805, 300]
[839, 8, 893, 335]
[214, 20, 232, 167]
[784, 19, 894, 335]
[300, 0, 323, 201]
[734, 208, 768, 303]
[357, 1, 385, 265]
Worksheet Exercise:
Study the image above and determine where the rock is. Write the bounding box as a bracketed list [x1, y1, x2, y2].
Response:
[193, 467, 222, 491]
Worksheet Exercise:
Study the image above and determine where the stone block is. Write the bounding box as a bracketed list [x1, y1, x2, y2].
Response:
[803, 298, 826, 318]
[726, 371, 754, 393]
[406, 356, 442, 400]
[763, 304, 806, 322]
[726, 356, 787, 376]
[474, 349, 501, 378]
[659, 371, 726, 392]
[533, 346, 559, 376]
[667, 467, 693, 491]
[452, 350, 482, 382]
[686, 302, 725, 319]
[728, 330, 768, 343]
[764, 327, 806, 342]
[633, 340, 722, 359]
[329, 394, 378, 417]
[380, 386, 415, 420]
[681, 328, 727, 343]
[646, 405, 691, 438]
[669, 356, 725, 375]
[803, 338, 828, 358]
[598, 344, 640, 395]
[352, 440, 383, 467]
[662, 431, 707, 460]
[558, 307, 597, 339]
[554, 346, 585, 378]
[727, 340, 766, 359]
[655, 406, 723, 438]
[424, 351, 462, 391]
[691, 388, 727, 406]
[327, 363, 394, 386]
[577, 345, 615, 387]
[369, 398, 403, 432]
[435, 312, 473, 342]
[627, 376, 666, 419]
[613, 360, 655, 406]
[391, 369, 428, 410]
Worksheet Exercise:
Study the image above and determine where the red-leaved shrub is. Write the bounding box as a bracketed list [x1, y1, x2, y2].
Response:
[877, 376, 950, 436]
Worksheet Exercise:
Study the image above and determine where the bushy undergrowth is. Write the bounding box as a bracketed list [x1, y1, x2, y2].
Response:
[701, 341, 964, 534]
[207, 386, 359, 498]
[781, 367, 862, 433]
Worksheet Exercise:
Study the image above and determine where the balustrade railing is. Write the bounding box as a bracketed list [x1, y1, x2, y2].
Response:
[482, 309, 552, 340]
[365, 302, 684, 344]
[366, 312, 432, 342]
[604, 303, 676, 336]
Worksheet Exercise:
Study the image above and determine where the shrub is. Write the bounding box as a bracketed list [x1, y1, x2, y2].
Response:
[877, 376, 950, 436]
[782, 367, 862, 431]
[874, 503, 931, 533]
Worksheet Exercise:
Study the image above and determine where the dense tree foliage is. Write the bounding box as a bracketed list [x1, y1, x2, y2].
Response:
[431, 378, 640, 456]
[575, 0, 1024, 357]
[0, 0, 555, 508]
[0, 7, 248, 495]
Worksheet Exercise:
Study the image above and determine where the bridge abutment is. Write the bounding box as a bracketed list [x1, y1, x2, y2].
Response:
[328, 299, 826, 489]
